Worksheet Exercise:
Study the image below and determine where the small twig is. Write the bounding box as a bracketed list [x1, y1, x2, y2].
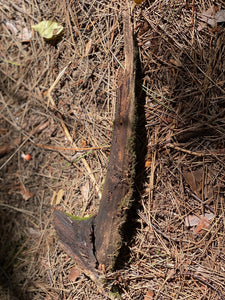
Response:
[181, 272, 225, 300]
[45, 63, 102, 199]
[186, 188, 215, 213]
[47, 62, 71, 108]
[0, 203, 34, 217]
[166, 143, 208, 157]
[35, 143, 109, 152]
[149, 150, 156, 202]
[56, 113, 102, 199]
[137, 210, 179, 243]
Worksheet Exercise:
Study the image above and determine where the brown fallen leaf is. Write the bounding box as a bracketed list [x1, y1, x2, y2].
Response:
[81, 139, 87, 148]
[198, 7, 225, 30]
[199, 6, 217, 27]
[167, 268, 176, 280]
[145, 153, 151, 168]
[134, 0, 146, 4]
[215, 10, 225, 23]
[185, 214, 201, 227]
[80, 181, 90, 201]
[84, 39, 92, 56]
[194, 216, 211, 234]
[68, 267, 81, 281]
[50, 189, 65, 206]
[185, 170, 197, 191]
[170, 58, 182, 67]
[50, 191, 57, 206]
[183, 168, 203, 196]
[144, 289, 154, 300]
[4, 20, 32, 42]
[19, 185, 34, 201]
[185, 213, 214, 227]
[56, 189, 64, 205]
[27, 227, 41, 238]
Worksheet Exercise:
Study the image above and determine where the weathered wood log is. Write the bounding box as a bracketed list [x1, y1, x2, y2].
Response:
[53, 2, 136, 279]
[94, 7, 136, 269]
[53, 210, 98, 281]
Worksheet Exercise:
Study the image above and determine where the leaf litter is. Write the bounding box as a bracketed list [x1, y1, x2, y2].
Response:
[198, 6, 225, 30]
[3, 20, 32, 42]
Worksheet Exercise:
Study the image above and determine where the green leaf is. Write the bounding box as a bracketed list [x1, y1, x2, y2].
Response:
[32, 20, 63, 40]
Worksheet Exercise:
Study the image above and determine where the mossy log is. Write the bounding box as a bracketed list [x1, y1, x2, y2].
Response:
[53, 3, 136, 280]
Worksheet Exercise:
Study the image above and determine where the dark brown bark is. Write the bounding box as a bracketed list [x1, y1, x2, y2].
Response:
[94, 8, 136, 267]
[53, 2, 136, 279]
[53, 210, 99, 281]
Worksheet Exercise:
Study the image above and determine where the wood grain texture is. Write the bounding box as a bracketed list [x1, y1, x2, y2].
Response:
[94, 5, 136, 269]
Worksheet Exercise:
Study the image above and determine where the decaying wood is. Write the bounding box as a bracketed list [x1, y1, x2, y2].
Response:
[94, 5, 136, 269]
[53, 210, 98, 282]
[53, 1, 136, 280]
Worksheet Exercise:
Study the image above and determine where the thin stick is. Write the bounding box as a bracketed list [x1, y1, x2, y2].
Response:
[47, 63, 71, 107]
[181, 272, 225, 300]
[137, 210, 179, 243]
[0, 203, 34, 217]
[46, 65, 102, 199]
[57, 112, 102, 199]
[166, 143, 209, 157]
[35, 143, 109, 152]
[0, 138, 29, 170]
[186, 188, 214, 213]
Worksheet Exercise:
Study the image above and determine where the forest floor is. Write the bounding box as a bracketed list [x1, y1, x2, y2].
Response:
[0, 0, 225, 299]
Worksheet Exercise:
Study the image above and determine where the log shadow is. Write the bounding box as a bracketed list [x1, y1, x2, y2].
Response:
[113, 42, 148, 270]
[0, 210, 27, 300]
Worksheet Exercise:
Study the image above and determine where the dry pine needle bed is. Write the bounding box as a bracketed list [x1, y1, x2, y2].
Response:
[0, 0, 225, 299]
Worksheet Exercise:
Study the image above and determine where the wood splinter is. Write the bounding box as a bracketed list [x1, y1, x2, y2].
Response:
[53, 2, 136, 283]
